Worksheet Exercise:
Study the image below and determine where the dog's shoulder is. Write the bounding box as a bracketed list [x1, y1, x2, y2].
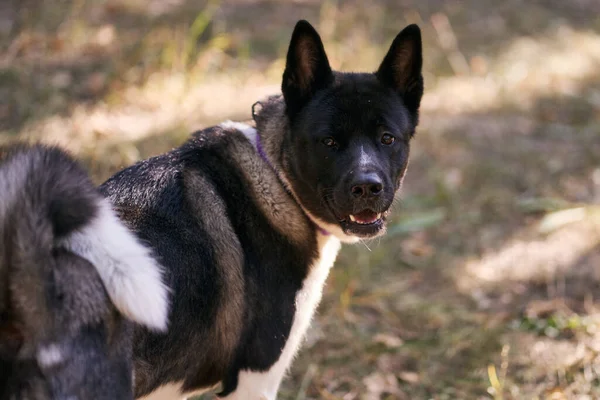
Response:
[100, 124, 256, 221]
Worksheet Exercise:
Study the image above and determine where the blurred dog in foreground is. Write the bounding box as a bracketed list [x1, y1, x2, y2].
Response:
[0, 144, 169, 399]
[101, 19, 424, 399]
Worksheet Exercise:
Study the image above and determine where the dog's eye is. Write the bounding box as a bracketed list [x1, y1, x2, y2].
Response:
[322, 137, 337, 148]
[381, 133, 395, 145]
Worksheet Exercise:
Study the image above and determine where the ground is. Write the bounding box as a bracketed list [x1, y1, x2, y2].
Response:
[2, 1, 600, 399]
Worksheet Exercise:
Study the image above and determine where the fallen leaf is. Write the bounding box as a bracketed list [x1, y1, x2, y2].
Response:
[95, 25, 116, 47]
[398, 371, 420, 384]
[363, 372, 400, 397]
[373, 333, 404, 348]
[538, 207, 586, 233]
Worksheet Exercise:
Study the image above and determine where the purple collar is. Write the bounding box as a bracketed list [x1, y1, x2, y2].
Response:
[317, 226, 331, 236]
[255, 133, 330, 236]
[255, 132, 274, 171]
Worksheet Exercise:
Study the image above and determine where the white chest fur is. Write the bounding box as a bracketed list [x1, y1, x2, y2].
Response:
[220, 232, 341, 400]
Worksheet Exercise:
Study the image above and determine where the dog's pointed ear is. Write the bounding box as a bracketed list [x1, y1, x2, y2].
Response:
[282, 20, 333, 118]
[376, 24, 424, 117]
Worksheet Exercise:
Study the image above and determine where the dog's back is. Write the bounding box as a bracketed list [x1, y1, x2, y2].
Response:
[0, 144, 169, 399]
[100, 125, 318, 398]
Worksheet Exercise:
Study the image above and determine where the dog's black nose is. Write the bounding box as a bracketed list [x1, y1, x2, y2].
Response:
[350, 173, 383, 198]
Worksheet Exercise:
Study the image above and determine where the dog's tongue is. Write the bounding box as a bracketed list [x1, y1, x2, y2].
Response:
[352, 210, 380, 224]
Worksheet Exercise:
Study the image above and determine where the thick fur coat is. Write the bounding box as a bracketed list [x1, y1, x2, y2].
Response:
[0, 144, 169, 399]
[100, 19, 423, 400]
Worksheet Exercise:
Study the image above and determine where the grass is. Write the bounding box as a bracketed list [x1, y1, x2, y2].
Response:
[2, 0, 600, 398]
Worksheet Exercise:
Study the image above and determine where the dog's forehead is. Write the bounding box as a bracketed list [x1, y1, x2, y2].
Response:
[319, 74, 412, 135]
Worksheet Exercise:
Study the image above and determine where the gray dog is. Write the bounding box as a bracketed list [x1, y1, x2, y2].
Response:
[0, 144, 169, 399]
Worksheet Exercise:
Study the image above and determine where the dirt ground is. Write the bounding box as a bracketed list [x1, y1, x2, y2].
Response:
[2, 1, 600, 399]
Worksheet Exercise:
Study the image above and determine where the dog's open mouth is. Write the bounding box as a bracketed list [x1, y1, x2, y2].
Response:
[340, 209, 386, 237]
[323, 197, 389, 238]
[348, 210, 382, 225]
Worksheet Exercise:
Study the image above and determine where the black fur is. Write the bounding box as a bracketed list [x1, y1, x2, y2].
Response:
[102, 128, 317, 396]
[281, 21, 423, 238]
[0, 144, 133, 400]
[100, 19, 423, 398]
[375, 24, 424, 122]
[281, 20, 334, 119]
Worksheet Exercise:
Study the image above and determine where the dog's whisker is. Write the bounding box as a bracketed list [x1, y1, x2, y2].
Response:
[359, 239, 372, 252]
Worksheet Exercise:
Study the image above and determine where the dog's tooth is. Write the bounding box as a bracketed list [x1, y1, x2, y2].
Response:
[377, 213, 382, 219]
[349, 215, 356, 222]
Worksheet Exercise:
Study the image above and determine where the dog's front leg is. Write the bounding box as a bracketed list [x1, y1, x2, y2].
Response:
[219, 235, 341, 400]
[217, 283, 321, 400]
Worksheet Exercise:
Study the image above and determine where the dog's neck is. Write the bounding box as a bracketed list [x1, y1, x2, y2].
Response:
[254, 130, 330, 237]
[254, 132, 275, 174]
[252, 96, 331, 238]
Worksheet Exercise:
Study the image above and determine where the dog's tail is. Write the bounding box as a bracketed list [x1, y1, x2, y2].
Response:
[0, 144, 169, 331]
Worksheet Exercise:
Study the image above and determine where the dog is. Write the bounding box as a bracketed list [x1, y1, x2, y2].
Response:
[99, 19, 423, 399]
[0, 144, 169, 399]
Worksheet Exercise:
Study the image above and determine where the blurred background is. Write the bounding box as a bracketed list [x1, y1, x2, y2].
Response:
[1, 0, 600, 398]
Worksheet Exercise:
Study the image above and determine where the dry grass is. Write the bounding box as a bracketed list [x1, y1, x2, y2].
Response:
[2, 1, 600, 399]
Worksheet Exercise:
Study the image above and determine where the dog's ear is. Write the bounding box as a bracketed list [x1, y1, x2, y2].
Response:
[282, 20, 333, 118]
[376, 24, 424, 117]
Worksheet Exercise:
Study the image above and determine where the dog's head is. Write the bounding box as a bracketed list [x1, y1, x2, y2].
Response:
[278, 20, 423, 242]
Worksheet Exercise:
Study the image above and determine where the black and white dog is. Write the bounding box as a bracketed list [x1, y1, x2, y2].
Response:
[0, 144, 169, 399]
[101, 20, 423, 399]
